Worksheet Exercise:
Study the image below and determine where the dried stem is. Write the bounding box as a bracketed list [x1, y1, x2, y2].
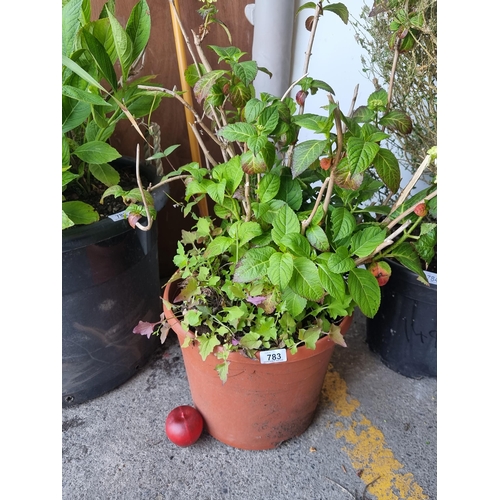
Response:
[134, 143, 153, 232]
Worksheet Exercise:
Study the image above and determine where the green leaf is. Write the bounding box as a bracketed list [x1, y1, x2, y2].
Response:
[276, 176, 302, 211]
[271, 204, 301, 246]
[296, 2, 317, 16]
[299, 326, 321, 350]
[107, 6, 133, 82]
[126, 0, 151, 63]
[258, 173, 280, 203]
[328, 247, 355, 273]
[282, 288, 308, 318]
[280, 233, 311, 258]
[219, 122, 256, 143]
[316, 256, 346, 301]
[347, 268, 380, 318]
[203, 236, 233, 259]
[346, 137, 380, 176]
[212, 155, 244, 195]
[82, 28, 118, 91]
[268, 252, 294, 290]
[73, 141, 121, 164]
[323, 2, 349, 24]
[89, 162, 120, 187]
[292, 113, 330, 132]
[329, 207, 356, 245]
[62, 201, 99, 227]
[229, 221, 263, 245]
[62, 100, 91, 133]
[206, 179, 226, 205]
[291, 140, 327, 178]
[233, 247, 276, 282]
[193, 70, 226, 103]
[367, 89, 388, 111]
[388, 243, 428, 281]
[372, 148, 401, 193]
[240, 151, 267, 174]
[62, 54, 107, 93]
[62, 85, 112, 106]
[306, 225, 330, 252]
[233, 60, 258, 86]
[62, 0, 84, 57]
[198, 334, 221, 361]
[184, 63, 205, 86]
[290, 257, 323, 301]
[240, 332, 262, 350]
[244, 98, 265, 123]
[380, 110, 413, 135]
[257, 106, 280, 135]
[349, 227, 386, 258]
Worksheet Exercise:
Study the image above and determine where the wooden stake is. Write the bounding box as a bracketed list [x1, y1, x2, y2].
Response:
[170, 0, 209, 217]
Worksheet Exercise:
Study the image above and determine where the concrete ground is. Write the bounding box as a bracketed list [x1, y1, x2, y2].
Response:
[62, 310, 437, 500]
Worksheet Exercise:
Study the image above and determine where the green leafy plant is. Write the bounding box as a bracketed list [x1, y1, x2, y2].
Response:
[352, 0, 437, 176]
[62, 0, 166, 230]
[133, 0, 437, 381]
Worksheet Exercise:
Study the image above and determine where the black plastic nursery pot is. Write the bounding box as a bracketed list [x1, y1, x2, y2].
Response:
[62, 158, 167, 407]
[366, 259, 437, 379]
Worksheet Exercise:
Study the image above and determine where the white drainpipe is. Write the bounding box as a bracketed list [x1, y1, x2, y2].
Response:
[244, 0, 296, 97]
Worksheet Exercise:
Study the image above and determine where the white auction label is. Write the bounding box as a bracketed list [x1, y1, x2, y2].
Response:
[424, 271, 437, 286]
[108, 211, 126, 222]
[260, 349, 287, 364]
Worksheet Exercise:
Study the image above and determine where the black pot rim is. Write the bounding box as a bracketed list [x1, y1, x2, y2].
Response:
[62, 156, 168, 252]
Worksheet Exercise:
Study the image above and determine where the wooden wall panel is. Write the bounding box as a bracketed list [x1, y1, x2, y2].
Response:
[90, 0, 254, 277]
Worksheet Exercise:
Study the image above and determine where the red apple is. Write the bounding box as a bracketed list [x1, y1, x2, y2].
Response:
[165, 405, 204, 447]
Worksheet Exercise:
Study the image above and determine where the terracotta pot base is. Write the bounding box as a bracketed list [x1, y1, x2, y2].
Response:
[163, 279, 352, 450]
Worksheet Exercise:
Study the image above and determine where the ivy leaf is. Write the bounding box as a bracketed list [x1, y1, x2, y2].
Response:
[328, 323, 347, 347]
[198, 334, 221, 361]
[299, 326, 321, 350]
[203, 236, 234, 259]
[347, 268, 380, 318]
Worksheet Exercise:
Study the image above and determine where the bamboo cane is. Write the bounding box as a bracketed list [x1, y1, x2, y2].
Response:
[170, 0, 209, 217]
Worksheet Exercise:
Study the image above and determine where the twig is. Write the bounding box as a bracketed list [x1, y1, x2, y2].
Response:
[384, 154, 432, 222]
[362, 475, 381, 500]
[281, 72, 308, 101]
[323, 476, 355, 498]
[134, 144, 153, 232]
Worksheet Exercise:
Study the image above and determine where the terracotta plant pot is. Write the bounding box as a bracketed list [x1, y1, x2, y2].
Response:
[163, 279, 352, 450]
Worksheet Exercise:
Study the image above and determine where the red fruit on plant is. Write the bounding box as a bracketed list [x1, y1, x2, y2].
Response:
[413, 202, 428, 217]
[165, 405, 204, 447]
[295, 90, 308, 106]
[367, 261, 392, 286]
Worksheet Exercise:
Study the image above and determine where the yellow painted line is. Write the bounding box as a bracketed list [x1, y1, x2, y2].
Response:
[322, 370, 429, 500]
